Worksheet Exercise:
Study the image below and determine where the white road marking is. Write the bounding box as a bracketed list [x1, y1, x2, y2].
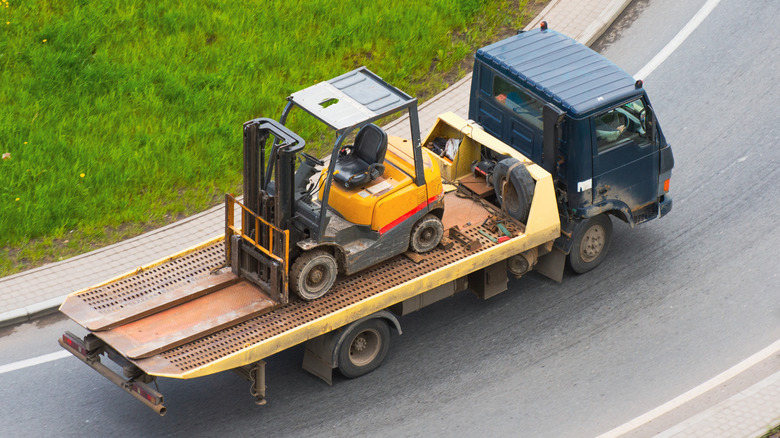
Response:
[0, 351, 70, 375]
[596, 338, 780, 438]
[634, 0, 723, 80]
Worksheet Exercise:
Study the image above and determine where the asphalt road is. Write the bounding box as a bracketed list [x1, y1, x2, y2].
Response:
[1, 0, 778, 436]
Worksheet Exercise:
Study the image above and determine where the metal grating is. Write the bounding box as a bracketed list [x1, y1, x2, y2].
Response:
[75, 242, 225, 314]
[155, 225, 519, 372]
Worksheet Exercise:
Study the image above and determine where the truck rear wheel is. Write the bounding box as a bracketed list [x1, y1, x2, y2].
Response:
[569, 214, 612, 274]
[290, 250, 338, 301]
[338, 318, 390, 379]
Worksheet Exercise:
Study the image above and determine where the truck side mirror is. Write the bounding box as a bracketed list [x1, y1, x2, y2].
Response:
[644, 105, 656, 143]
[542, 104, 565, 175]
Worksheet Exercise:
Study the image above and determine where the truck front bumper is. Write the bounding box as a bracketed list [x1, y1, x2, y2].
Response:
[659, 195, 673, 218]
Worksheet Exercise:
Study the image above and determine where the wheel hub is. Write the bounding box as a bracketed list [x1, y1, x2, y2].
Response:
[307, 266, 325, 286]
[349, 329, 380, 366]
[353, 335, 367, 352]
[580, 224, 605, 263]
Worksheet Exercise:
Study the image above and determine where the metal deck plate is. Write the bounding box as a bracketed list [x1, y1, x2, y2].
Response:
[60, 243, 227, 331]
[97, 280, 278, 359]
[135, 221, 521, 377]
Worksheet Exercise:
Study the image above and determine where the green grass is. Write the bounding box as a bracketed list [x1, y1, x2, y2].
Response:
[0, 0, 541, 275]
[761, 424, 780, 438]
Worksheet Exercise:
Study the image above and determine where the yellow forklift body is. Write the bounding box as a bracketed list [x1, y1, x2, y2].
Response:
[320, 135, 443, 232]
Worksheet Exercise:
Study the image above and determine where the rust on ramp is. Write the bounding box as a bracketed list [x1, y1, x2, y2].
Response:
[132, 222, 526, 378]
[61, 272, 239, 331]
[59, 242, 228, 331]
[96, 280, 278, 359]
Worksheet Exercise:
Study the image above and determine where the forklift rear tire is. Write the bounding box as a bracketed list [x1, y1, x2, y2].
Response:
[338, 318, 390, 379]
[569, 214, 612, 274]
[410, 214, 444, 253]
[290, 250, 338, 301]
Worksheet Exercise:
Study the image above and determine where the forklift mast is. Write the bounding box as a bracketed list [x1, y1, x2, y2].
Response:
[243, 118, 305, 234]
[226, 118, 304, 304]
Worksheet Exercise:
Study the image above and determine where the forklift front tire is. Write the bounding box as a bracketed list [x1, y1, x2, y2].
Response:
[291, 250, 338, 301]
[410, 214, 444, 253]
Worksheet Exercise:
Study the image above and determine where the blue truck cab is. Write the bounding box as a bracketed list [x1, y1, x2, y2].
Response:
[469, 24, 674, 274]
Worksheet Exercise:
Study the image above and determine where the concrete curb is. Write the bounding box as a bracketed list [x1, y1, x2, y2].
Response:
[0, 0, 630, 328]
[0, 201, 224, 284]
[582, 0, 633, 47]
[0, 294, 69, 327]
[527, 0, 632, 46]
[0, 202, 228, 328]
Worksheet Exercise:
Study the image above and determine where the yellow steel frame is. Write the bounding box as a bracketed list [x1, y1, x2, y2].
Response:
[224, 194, 290, 296]
[59, 234, 225, 305]
[64, 113, 561, 381]
[151, 113, 561, 379]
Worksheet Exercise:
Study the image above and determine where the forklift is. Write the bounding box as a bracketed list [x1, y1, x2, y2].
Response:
[227, 68, 445, 302]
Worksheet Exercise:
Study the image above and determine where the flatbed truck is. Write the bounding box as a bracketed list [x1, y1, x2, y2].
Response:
[58, 25, 673, 415]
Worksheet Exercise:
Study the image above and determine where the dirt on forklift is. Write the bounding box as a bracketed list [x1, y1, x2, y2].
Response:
[227, 68, 445, 303]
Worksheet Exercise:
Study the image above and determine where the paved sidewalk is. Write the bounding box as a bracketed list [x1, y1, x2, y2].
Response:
[654, 370, 780, 438]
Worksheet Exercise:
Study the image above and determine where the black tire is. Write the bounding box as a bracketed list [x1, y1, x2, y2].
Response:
[409, 214, 444, 253]
[569, 214, 613, 274]
[290, 249, 338, 301]
[492, 158, 515, 206]
[338, 319, 391, 379]
[492, 158, 535, 223]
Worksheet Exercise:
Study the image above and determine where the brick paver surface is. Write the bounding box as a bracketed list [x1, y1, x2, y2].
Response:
[0, 204, 226, 316]
[654, 371, 780, 438]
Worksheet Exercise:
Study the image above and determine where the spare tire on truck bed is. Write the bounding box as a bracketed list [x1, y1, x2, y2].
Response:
[492, 158, 535, 224]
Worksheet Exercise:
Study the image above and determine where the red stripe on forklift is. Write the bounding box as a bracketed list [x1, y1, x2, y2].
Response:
[379, 192, 442, 235]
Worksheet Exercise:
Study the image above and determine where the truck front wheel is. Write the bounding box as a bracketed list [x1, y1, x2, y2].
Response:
[569, 214, 612, 274]
[338, 319, 390, 378]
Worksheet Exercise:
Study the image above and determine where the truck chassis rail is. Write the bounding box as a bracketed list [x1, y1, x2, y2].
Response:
[60, 331, 167, 416]
[134, 216, 544, 378]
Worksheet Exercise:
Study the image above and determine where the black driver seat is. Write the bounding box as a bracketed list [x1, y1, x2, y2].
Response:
[333, 124, 388, 189]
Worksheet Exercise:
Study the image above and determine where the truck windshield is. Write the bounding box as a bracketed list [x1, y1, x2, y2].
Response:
[493, 76, 544, 129]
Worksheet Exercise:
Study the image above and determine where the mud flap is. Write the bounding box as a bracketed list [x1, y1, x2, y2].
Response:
[302, 310, 402, 385]
[535, 248, 566, 283]
[302, 332, 339, 386]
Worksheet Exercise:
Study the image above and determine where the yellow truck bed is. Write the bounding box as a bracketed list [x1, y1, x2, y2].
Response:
[60, 112, 560, 380]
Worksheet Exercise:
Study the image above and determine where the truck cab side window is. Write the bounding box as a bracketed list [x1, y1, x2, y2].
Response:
[493, 76, 544, 129]
[595, 98, 647, 152]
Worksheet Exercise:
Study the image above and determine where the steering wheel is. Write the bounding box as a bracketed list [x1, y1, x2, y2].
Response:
[513, 106, 529, 115]
[300, 152, 324, 167]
